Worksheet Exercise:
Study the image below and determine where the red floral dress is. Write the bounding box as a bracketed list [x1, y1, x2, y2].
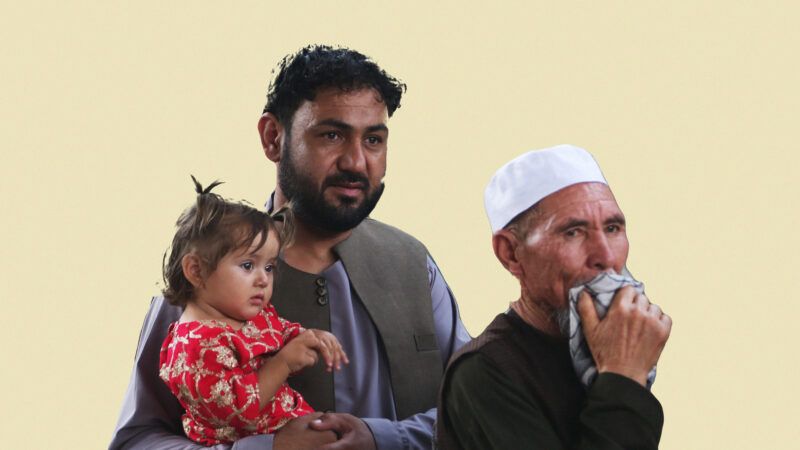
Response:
[159, 305, 314, 445]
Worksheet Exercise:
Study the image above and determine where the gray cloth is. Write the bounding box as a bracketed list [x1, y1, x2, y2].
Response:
[560, 270, 657, 389]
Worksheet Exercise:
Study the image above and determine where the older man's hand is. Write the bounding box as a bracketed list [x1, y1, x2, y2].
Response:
[273, 412, 337, 450]
[309, 412, 377, 450]
[577, 286, 672, 387]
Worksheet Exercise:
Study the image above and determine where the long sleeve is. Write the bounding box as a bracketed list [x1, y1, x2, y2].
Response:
[108, 297, 277, 450]
[160, 323, 314, 444]
[443, 353, 663, 450]
[362, 257, 471, 450]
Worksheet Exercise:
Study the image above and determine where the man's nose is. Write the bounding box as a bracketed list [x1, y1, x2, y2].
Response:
[338, 138, 367, 173]
[586, 232, 616, 271]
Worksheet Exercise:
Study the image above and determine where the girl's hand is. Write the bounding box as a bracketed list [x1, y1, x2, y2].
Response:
[310, 329, 349, 372]
[275, 329, 322, 373]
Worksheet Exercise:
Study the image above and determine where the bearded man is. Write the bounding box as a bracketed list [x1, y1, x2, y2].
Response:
[437, 145, 671, 449]
[110, 45, 470, 450]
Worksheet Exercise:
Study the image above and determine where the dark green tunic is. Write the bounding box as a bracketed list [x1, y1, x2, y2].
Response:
[437, 310, 664, 449]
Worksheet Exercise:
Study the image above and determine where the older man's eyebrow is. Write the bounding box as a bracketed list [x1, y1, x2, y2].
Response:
[604, 214, 626, 226]
[555, 218, 589, 233]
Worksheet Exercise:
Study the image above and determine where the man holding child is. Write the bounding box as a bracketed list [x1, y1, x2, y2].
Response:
[109, 45, 470, 450]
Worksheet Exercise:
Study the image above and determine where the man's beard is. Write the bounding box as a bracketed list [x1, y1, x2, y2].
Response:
[278, 143, 385, 233]
[554, 306, 571, 337]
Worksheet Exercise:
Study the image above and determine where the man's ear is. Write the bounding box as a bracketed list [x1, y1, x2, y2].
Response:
[258, 112, 284, 163]
[492, 230, 524, 278]
[181, 253, 205, 289]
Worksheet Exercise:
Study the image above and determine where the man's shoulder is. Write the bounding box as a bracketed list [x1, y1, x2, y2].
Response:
[446, 312, 542, 378]
[342, 218, 430, 263]
[450, 313, 516, 356]
[357, 218, 427, 247]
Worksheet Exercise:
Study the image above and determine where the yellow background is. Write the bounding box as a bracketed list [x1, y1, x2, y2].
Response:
[2, 1, 797, 448]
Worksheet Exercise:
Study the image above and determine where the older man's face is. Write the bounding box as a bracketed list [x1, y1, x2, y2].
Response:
[517, 182, 629, 311]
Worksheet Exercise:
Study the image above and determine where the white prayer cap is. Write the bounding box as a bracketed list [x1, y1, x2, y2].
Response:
[484, 144, 608, 233]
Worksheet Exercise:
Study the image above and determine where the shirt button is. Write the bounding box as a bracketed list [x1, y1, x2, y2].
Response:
[317, 296, 329, 306]
[316, 286, 328, 296]
[315, 277, 326, 287]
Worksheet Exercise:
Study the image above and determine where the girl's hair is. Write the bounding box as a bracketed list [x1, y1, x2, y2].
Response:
[162, 176, 294, 307]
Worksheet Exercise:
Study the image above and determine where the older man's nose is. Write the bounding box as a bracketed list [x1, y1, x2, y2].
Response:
[587, 233, 616, 271]
[338, 139, 367, 173]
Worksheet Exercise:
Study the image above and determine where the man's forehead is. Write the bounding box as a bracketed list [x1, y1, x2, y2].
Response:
[291, 87, 388, 131]
[308, 88, 387, 114]
[536, 183, 622, 221]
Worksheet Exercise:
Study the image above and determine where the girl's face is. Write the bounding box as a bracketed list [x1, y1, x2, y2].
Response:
[195, 229, 279, 327]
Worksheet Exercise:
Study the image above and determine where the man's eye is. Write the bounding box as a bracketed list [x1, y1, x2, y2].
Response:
[241, 262, 253, 270]
[606, 225, 621, 233]
[265, 264, 274, 273]
[365, 136, 382, 145]
[323, 131, 339, 140]
[564, 229, 579, 238]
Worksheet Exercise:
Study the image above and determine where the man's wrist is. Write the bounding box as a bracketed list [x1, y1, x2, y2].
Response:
[362, 417, 401, 450]
[598, 365, 648, 387]
[231, 433, 275, 450]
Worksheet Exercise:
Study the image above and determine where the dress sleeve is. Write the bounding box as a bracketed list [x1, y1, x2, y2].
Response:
[442, 353, 664, 450]
[108, 297, 240, 450]
[277, 315, 304, 342]
[174, 330, 266, 429]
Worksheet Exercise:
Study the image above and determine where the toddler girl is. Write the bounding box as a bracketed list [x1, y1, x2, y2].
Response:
[158, 177, 347, 445]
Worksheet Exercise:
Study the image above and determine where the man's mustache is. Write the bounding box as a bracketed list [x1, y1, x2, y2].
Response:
[323, 171, 369, 190]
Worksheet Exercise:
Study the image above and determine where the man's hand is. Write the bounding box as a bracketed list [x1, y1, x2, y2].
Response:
[578, 286, 672, 386]
[273, 413, 338, 450]
[309, 412, 377, 450]
[310, 329, 350, 372]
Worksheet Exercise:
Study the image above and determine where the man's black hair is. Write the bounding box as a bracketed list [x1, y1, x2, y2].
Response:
[262, 45, 406, 127]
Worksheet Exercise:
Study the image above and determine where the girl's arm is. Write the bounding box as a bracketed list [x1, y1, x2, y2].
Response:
[256, 329, 322, 408]
[257, 329, 350, 407]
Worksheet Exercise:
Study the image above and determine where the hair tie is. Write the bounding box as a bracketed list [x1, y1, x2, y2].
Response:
[270, 204, 291, 222]
[190, 175, 224, 195]
[270, 203, 295, 248]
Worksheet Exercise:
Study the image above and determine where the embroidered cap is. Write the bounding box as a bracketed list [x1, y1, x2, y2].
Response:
[484, 144, 608, 233]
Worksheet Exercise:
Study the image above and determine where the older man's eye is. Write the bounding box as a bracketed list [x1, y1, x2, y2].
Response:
[606, 224, 621, 233]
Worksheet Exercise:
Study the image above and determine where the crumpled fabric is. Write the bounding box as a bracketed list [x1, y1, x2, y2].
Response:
[559, 269, 657, 390]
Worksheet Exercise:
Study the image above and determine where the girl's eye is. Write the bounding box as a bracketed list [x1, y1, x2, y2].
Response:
[241, 262, 253, 270]
[265, 264, 274, 273]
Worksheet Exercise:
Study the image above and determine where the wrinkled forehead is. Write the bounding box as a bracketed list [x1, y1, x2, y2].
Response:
[532, 182, 622, 228]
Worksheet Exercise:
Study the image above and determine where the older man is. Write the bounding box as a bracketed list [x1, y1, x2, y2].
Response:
[437, 145, 671, 449]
